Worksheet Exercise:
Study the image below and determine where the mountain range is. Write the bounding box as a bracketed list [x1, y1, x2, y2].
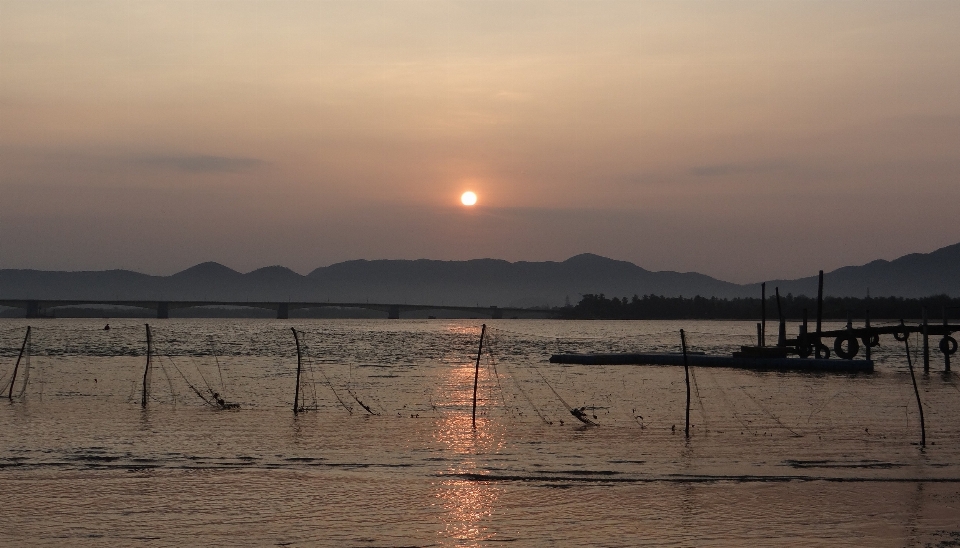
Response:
[1, 242, 958, 308]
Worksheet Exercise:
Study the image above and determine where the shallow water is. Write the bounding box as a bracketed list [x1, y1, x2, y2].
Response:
[1, 319, 958, 546]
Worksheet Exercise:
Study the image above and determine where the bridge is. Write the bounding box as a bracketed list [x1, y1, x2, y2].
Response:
[0, 299, 552, 320]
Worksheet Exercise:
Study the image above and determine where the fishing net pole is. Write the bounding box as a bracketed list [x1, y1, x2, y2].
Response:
[210, 338, 228, 396]
[5, 326, 31, 400]
[292, 329, 321, 413]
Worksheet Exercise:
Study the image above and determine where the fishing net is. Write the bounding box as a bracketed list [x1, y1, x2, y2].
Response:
[0, 319, 949, 449]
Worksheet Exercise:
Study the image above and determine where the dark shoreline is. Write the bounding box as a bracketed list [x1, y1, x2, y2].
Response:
[557, 293, 960, 321]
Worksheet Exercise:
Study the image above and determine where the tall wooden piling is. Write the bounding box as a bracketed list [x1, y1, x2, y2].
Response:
[7, 326, 30, 400]
[292, 327, 302, 414]
[775, 287, 786, 347]
[922, 307, 930, 373]
[472, 324, 486, 428]
[141, 324, 152, 408]
[680, 329, 691, 439]
[904, 335, 926, 448]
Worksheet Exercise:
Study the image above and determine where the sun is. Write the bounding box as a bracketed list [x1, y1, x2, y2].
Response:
[460, 191, 478, 206]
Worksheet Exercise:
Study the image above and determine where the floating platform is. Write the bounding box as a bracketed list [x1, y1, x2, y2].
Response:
[549, 352, 873, 373]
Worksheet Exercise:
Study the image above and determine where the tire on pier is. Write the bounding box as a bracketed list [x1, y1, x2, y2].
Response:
[834, 334, 860, 360]
[940, 335, 958, 356]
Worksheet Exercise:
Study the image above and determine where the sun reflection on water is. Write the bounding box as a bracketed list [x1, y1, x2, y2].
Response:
[435, 477, 502, 545]
[431, 360, 508, 544]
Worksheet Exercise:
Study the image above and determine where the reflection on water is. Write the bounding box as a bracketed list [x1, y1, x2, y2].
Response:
[432, 360, 505, 544]
[435, 478, 502, 546]
[432, 360, 507, 456]
[0, 318, 959, 546]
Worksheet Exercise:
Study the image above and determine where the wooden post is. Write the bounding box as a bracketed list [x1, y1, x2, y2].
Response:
[680, 329, 691, 439]
[472, 324, 486, 428]
[7, 326, 30, 400]
[922, 307, 930, 373]
[775, 287, 786, 347]
[943, 308, 951, 373]
[904, 335, 925, 448]
[756, 323, 762, 347]
[141, 324, 151, 408]
[292, 327, 302, 414]
[761, 282, 766, 347]
[816, 270, 824, 358]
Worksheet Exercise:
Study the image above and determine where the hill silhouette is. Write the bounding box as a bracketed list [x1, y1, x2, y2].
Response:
[1, 243, 957, 307]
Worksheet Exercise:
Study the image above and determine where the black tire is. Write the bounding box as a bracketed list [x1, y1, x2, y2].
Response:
[834, 335, 860, 360]
[940, 335, 958, 356]
[894, 326, 909, 342]
[861, 333, 880, 348]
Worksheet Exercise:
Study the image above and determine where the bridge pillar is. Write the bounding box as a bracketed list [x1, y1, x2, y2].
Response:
[157, 301, 169, 319]
[277, 303, 289, 319]
[491, 306, 502, 319]
[388, 305, 401, 319]
[26, 300, 40, 319]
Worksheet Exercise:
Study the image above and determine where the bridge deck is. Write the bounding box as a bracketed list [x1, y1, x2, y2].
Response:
[0, 299, 546, 319]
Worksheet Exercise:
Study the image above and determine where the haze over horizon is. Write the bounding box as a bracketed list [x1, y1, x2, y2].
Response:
[3, 1, 959, 283]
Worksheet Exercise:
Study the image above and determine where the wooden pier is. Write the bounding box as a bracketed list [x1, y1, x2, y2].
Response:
[552, 271, 957, 374]
[550, 352, 873, 372]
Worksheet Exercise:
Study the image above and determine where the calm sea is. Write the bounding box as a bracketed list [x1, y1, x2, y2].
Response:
[1, 318, 958, 547]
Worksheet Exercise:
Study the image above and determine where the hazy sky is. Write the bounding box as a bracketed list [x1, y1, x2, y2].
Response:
[2, 1, 959, 282]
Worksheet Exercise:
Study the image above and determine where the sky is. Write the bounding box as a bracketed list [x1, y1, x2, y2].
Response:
[1, 1, 959, 283]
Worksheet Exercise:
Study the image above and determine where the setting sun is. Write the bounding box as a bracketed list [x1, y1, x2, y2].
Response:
[460, 191, 477, 206]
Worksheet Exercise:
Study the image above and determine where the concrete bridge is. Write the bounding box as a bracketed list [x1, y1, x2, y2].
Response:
[0, 299, 550, 320]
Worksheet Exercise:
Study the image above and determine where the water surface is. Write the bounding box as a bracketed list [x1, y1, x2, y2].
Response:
[1, 319, 958, 546]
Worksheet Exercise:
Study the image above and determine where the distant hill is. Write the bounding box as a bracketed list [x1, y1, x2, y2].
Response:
[747, 242, 960, 299]
[1, 243, 957, 307]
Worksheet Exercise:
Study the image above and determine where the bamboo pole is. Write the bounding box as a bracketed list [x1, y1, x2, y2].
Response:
[680, 329, 690, 439]
[903, 333, 925, 448]
[292, 327, 302, 414]
[7, 326, 30, 400]
[141, 324, 151, 408]
[922, 307, 930, 373]
[472, 324, 486, 428]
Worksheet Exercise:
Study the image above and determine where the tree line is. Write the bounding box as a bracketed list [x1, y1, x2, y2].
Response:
[557, 293, 960, 321]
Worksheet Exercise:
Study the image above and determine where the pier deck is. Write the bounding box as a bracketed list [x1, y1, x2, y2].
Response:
[549, 352, 873, 373]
